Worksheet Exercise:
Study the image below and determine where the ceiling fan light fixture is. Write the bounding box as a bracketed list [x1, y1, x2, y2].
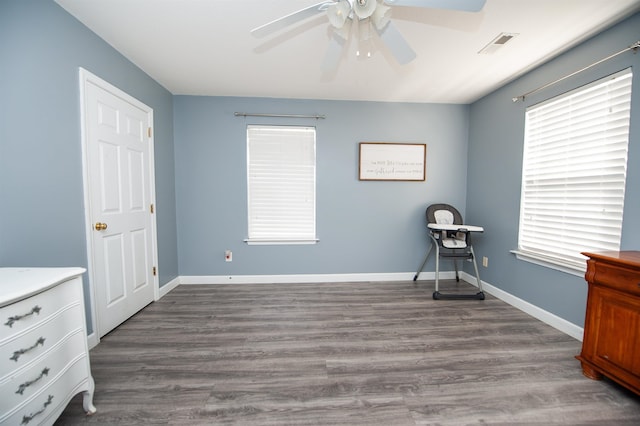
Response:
[353, 0, 377, 20]
[327, 0, 352, 29]
[251, 0, 487, 70]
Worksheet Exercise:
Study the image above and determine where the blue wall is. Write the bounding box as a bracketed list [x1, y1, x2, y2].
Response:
[467, 13, 640, 327]
[174, 96, 469, 276]
[3, 0, 639, 333]
[0, 0, 179, 332]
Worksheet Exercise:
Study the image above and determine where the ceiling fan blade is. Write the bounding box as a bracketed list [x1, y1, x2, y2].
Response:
[375, 21, 416, 65]
[384, 0, 486, 12]
[322, 32, 347, 73]
[251, 1, 336, 38]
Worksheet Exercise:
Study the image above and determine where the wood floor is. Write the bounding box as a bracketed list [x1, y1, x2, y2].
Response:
[56, 280, 640, 425]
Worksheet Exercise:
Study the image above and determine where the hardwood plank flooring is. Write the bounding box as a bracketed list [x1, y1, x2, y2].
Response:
[56, 280, 640, 425]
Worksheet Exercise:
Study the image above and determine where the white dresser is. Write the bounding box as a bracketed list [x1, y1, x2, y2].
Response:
[0, 268, 96, 425]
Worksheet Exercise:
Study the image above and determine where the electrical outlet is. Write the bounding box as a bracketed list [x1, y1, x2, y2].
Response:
[482, 256, 488, 267]
[225, 250, 232, 262]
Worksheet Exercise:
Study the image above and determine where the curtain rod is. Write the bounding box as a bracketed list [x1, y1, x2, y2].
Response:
[512, 40, 640, 102]
[234, 112, 326, 119]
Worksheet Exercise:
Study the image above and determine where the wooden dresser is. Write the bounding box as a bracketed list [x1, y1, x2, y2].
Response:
[577, 251, 640, 395]
[0, 268, 96, 425]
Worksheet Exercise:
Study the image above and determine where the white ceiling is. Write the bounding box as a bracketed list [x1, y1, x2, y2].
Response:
[55, 0, 640, 104]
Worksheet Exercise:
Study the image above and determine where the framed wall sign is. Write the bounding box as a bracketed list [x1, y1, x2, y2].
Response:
[358, 142, 426, 181]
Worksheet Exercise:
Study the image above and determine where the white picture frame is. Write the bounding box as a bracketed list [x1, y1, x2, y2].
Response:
[358, 142, 426, 181]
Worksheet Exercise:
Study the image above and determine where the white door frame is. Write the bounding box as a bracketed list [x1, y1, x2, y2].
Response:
[79, 67, 159, 348]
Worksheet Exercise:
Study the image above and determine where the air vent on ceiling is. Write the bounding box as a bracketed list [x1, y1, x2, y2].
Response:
[478, 32, 519, 54]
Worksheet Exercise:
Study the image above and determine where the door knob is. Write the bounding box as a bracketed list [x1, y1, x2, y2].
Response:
[94, 222, 108, 231]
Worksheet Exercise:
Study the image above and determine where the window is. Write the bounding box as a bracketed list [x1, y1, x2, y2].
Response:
[246, 125, 317, 244]
[516, 68, 633, 273]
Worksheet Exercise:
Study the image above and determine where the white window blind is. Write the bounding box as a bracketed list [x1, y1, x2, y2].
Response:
[246, 125, 316, 244]
[517, 68, 632, 271]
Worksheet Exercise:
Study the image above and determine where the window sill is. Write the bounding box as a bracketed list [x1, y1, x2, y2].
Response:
[510, 250, 586, 278]
[245, 239, 319, 246]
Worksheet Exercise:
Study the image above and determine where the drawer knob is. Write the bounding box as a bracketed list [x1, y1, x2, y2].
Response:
[10, 337, 46, 362]
[4, 305, 42, 328]
[21, 394, 53, 425]
[16, 367, 50, 395]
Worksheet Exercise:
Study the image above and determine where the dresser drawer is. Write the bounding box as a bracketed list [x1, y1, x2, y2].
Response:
[0, 303, 83, 379]
[0, 268, 94, 422]
[0, 356, 91, 425]
[591, 262, 640, 297]
[1, 279, 81, 341]
[0, 330, 88, 415]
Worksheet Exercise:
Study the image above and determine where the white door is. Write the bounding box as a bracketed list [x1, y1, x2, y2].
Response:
[80, 69, 157, 338]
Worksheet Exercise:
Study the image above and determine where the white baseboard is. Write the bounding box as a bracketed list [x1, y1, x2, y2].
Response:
[179, 271, 455, 285]
[87, 332, 99, 350]
[158, 276, 180, 299]
[173, 271, 582, 341]
[460, 272, 584, 341]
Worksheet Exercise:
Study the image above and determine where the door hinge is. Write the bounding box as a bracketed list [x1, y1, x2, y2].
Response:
[148, 127, 152, 138]
[152, 266, 157, 276]
[150, 203, 154, 214]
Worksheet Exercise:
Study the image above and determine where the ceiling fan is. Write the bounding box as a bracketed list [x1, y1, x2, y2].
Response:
[251, 0, 487, 71]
